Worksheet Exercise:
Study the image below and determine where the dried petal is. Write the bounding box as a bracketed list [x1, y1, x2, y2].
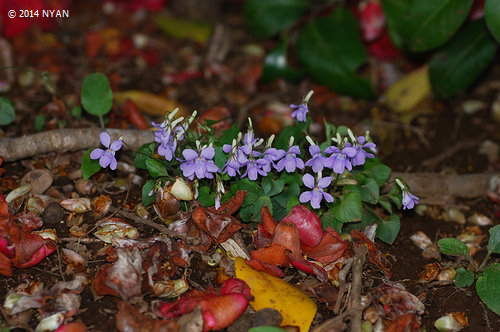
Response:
[60, 198, 92, 213]
[94, 218, 139, 243]
[168, 177, 193, 201]
[281, 205, 323, 247]
[93, 195, 111, 218]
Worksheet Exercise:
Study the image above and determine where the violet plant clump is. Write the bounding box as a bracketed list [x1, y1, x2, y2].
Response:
[83, 90, 417, 245]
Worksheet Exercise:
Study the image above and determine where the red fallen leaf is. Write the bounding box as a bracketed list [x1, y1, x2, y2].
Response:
[368, 30, 402, 60]
[191, 207, 242, 244]
[106, 248, 143, 299]
[351, 229, 392, 278]
[116, 301, 179, 332]
[162, 70, 203, 85]
[0, 251, 13, 277]
[0, 156, 5, 177]
[54, 321, 87, 332]
[301, 227, 348, 265]
[281, 205, 323, 247]
[260, 206, 277, 235]
[153, 278, 250, 332]
[386, 313, 421, 332]
[372, 282, 425, 320]
[0, 236, 15, 258]
[199, 107, 232, 134]
[17, 212, 43, 232]
[250, 243, 289, 266]
[358, 0, 385, 42]
[254, 224, 273, 249]
[5, 218, 56, 269]
[92, 264, 120, 297]
[208, 190, 247, 216]
[289, 259, 328, 282]
[244, 258, 284, 278]
[122, 99, 149, 130]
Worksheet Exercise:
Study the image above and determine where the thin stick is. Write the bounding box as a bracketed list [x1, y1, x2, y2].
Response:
[350, 245, 367, 332]
[422, 139, 477, 168]
[56, 245, 66, 281]
[110, 207, 200, 245]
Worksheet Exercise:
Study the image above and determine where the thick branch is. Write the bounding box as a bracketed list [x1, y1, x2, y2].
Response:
[0, 128, 153, 162]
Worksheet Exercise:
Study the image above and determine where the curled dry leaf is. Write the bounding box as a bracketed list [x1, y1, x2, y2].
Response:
[168, 177, 193, 201]
[106, 248, 143, 300]
[74, 179, 95, 196]
[27, 195, 51, 215]
[61, 248, 87, 272]
[20, 169, 53, 195]
[35, 312, 65, 332]
[372, 282, 425, 320]
[154, 187, 180, 222]
[60, 198, 91, 213]
[94, 218, 139, 243]
[5, 185, 32, 204]
[418, 263, 440, 282]
[116, 301, 179, 332]
[281, 205, 323, 247]
[153, 278, 189, 298]
[352, 229, 392, 278]
[93, 195, 111, 218]
[153, 278, 251, 332]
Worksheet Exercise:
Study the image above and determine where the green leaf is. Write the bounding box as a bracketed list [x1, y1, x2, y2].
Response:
[81, 73, 113, 117]
[286, 197, 300, 213]
[320, 210, 343, 233]
[379, 196, 393, 214]
[437, 238, 470, 256]
[134, 142, 156, 169]
[324, 120, 336, 143]
[454, 268, 474, 288]
[154, 15, 212, 44]
[233, 179, 262, 207]
[359, 178, 379, 204]
[198, 186, 215, 207]
[145, 158, 168, 178]
[240, 196, 272, 222]
[376, 214, 400, 245]
[487, 224, 500, 254]
[382, 0, 411, 49]
[275, 125, 303, 150]
[262, 176, 285, 196]
[0, 97, 15, 126]
[248, 327, 286, 332]
[142, 180, 156, 206]
[218, 124, 240, 145]
[429, 19, 497, 99]
[361, 158, 391, 187]
[388, 183, 403, 210]
[332, 191, 362, 223]
[81, 149, 101, 180]
[399, 0, 473, 52]
[244, 0, 308, 38]
[214, 146, 228, 169]
[261, 39, 303, 83]
[485, 0, 500, 43]
[272, 182, 301, 218]
[71, 105, 82, 118]
[296, 8, 375, 98]
[34, 114, 46, 132]
[476, 262, 500, 315]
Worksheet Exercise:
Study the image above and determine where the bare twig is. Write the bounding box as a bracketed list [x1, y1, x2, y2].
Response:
[334, 257, 354, 314]
[0, 128, 154, 162]
[56, 245, 66, 281]
[59, 237, 103, 243]
[110, 207, 201, 245]
[350, 246, 368, 332]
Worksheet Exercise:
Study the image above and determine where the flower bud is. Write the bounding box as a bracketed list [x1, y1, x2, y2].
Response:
[169, 177, 193, 201]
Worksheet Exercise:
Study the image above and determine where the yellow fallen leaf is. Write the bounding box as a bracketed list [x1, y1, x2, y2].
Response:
[114, 90, 186, 117]
[385, 65, 430, 113]
[154, 14, 212, 45]
[234, 257, 316, 332]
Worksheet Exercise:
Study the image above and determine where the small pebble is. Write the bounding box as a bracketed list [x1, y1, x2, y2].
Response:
[41, 202, 65, 225]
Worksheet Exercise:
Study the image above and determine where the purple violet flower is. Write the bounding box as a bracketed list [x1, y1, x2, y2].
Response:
[262, 147, 286, 172]
[242, 158, 269, 180]
[154, 127, 176, 161]
[180, 146, 220, 180]
[351, 136, 376, 166]
[290, 103, 308, 122]
[90, 132, 122, 170]
[222, 143, 247, 177]
[402, 190, 419, 210]
[305, 145, 329, 172]
[325, 145, 357, 174]
[275, 145, 304, 173]
[299, 174, 334, 209]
